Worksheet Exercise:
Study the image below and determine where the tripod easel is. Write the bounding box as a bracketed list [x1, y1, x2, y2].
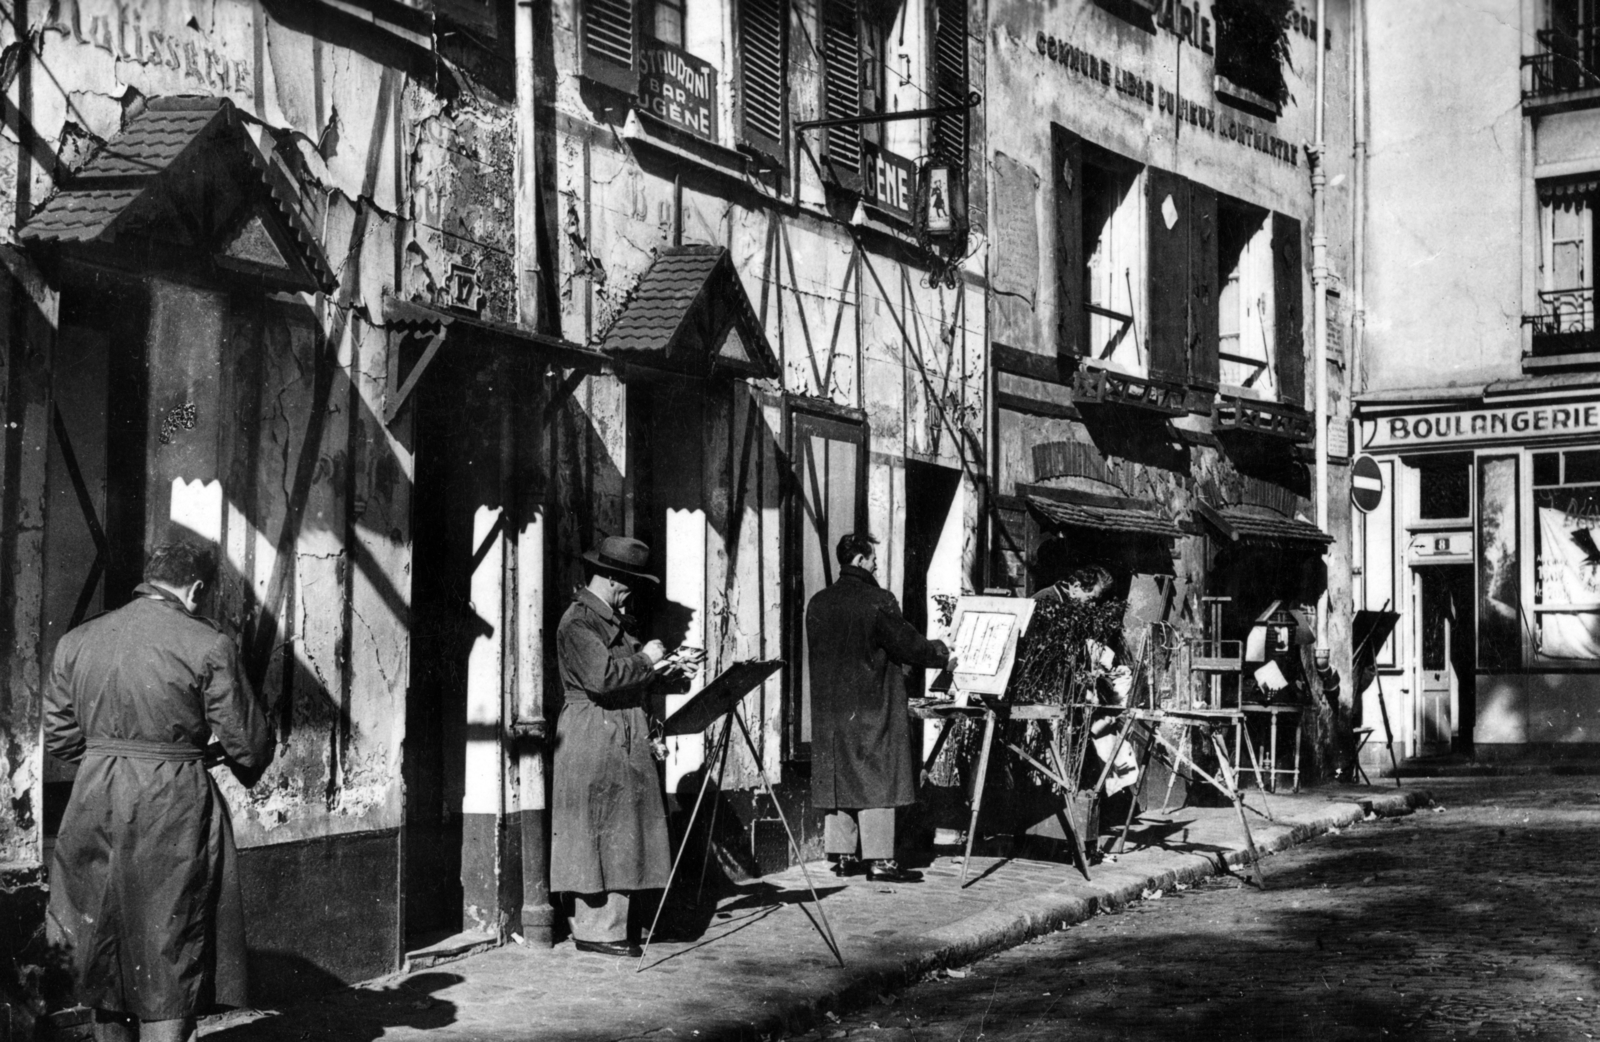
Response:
[1352, 604, 1403, 786]
[639, 699, 843, 970]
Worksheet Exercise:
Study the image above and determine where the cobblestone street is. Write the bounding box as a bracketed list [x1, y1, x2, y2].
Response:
[788, 777, 1600, 1042]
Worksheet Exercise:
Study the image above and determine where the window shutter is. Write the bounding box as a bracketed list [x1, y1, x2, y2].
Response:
[737, 0, 788, 160]
[1272, 211, 1305, 406]
[930, 0, 967, 162]
[821, 0, 863, 188]
[580, 0, 637, 93]
[1146, 166, 1190, 384]
[1188, 183, 1219, 388]
[1052, 124, 1085, 358]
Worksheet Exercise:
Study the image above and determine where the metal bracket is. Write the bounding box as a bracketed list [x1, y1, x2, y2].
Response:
[794, 91, 980, 134]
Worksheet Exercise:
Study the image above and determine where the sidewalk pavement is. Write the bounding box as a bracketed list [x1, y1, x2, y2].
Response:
[198, 783, 1431, 1042]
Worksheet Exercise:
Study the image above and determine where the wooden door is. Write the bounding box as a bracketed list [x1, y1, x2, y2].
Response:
[1416, 568, 1456, 756]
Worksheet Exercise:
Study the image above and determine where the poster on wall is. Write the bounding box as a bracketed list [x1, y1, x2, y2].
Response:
[1477, 455, 1522, 670]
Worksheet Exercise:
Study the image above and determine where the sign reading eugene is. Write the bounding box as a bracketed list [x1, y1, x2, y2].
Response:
[1364, 402, 1600, 450]
[638, 40, 718, 142]
[35, 0, 254, 97]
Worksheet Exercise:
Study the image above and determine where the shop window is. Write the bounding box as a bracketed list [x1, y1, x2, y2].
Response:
[1217, 196, 1275, 394]
[1418, 458, 1472, 521]
[787, 409, 867, 757]
[1082, 147, 1147, 374]
[1531, 191, 1595, 356]
[1533, 448, 1600, 660]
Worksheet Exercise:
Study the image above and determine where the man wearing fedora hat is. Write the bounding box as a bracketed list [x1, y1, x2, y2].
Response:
[551, 535, 699, 956]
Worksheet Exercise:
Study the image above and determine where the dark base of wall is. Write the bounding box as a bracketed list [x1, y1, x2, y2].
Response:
[238, 830, 399, 1008]
[1472, 742, 1600, 765]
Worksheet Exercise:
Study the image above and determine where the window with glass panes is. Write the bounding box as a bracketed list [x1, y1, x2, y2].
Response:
[1532, 447, 1600, 661]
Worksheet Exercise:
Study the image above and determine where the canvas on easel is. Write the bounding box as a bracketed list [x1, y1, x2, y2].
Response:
[946, 595, 1036, 698]
[662, 660, 785, 736]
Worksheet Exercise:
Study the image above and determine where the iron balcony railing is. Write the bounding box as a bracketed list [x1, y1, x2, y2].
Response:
[1525, 27, 1600, 100]
[1529, 287, 1594, 336]
[1526, 287, 1598, 358]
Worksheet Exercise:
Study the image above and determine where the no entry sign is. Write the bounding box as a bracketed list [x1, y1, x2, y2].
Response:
[1352, 455, 1384, 513]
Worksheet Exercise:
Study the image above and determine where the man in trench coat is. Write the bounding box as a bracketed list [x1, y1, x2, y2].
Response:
[806, 532, 953, 883]
[550, 536, 699, 957]
[45, 539, 273, 1042]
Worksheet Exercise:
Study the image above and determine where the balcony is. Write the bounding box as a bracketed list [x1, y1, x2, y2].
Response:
[1524, 28, 1600, 113]
[1525, 287, 1600, 369]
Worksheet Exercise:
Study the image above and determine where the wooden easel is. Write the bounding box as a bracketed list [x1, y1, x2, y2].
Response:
[918, 699, 1094, 886]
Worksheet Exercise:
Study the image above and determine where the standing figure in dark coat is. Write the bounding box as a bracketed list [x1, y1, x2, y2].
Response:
[45, 539, 273, 1042]
[550, 536, 700, 957]
[806, 533, 954, 884]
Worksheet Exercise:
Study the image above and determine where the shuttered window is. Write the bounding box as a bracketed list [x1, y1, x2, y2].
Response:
[738, 0, 787, 161]
[930, 0, 967, 162]
[1146, 167, 1191, 385]
[1052, 124, 1085, 358]
[1272, 212, 1305, 406]
[821, 0, 863, 188]
[581, 0, 638, 93]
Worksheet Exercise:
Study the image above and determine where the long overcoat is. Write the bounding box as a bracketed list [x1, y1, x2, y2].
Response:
[549, 588, 671, 894]
[44, 584, 273, 1021]
[806, 565, 951, 809]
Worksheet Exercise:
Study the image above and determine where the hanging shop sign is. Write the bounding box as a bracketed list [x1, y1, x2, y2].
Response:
[863, 142, 917, 218]
[1363, 401, 1600, 451]
[637, 40, 718, 142]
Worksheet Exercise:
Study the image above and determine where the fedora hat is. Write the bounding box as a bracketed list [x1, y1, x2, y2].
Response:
[582, 535, 660, 585]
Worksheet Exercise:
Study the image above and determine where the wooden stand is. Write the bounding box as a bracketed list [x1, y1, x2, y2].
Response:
[917, 701, 1094, 887]
[640, 706, 843, 970]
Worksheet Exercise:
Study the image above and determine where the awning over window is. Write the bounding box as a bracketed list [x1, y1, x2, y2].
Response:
[1026, 491, 1183, 538]
[1538, 176, 1600, 203]
[1194, 499, 1332, 550]
[597, 245, 779, 380]
[21, 97, 333, 293]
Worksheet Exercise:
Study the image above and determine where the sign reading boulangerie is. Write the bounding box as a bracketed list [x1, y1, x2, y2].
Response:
[638, 40, 717, 141]
[1364, 401, 1600, 449]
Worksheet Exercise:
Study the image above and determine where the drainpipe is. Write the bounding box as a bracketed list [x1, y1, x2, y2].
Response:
[1311, 0, 1331, 660]
[512, 0, 553, 947]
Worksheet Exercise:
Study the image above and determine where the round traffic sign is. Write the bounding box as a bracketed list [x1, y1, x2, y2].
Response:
[1352, 455, 1384, 513]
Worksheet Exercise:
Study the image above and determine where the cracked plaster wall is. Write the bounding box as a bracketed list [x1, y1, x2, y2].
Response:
[0, 1, 455, 859]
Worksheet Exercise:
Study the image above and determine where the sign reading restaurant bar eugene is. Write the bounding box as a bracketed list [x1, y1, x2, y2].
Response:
[638, 39, 717, 142]
[1362, 401, 1600, 450]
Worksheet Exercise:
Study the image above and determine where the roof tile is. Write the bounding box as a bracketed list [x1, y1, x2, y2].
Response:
[1027, 494, 1183, 538]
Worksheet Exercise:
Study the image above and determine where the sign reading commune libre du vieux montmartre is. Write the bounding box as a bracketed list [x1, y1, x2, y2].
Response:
[1363, 402, 1600, 450]
[638, 38, 718, 142]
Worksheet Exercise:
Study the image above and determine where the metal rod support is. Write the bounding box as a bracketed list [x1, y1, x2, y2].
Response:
[795, 92, 981, 134]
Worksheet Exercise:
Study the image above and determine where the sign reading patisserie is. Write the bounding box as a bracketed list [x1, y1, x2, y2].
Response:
[1363, 402, 1600, 449]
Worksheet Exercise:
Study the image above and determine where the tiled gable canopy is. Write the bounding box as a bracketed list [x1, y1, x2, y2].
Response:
[21, 97, 333, 294]
[597, 246, 778, 380]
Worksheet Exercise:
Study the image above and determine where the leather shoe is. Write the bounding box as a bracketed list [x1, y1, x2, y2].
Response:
[866, 859, 922, 883]
[830, 854, 862, 877]
[573, 939, 642, 957]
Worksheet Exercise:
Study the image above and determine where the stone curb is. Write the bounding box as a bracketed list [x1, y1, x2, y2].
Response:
[691, 786, 1433, 1042]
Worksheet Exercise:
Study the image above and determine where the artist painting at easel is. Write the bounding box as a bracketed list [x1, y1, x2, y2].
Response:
[807, 533, 956, 884]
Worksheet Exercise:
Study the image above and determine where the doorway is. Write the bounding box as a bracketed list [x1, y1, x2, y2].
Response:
[40, 273, 149, 850]
[902, 460, 960, 699]
[1413, 564, 1475, 756]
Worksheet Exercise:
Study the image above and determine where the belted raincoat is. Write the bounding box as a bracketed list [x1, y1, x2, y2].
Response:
[549, 588, 671, 894]
[44, 584, 272, 1020]
[806, 565, 951, 809]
